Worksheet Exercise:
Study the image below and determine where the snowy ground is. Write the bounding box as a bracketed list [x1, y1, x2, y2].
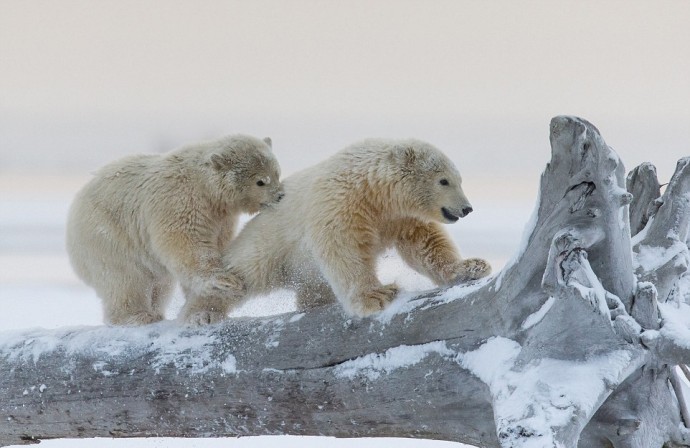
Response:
[0, 175, 533, 447]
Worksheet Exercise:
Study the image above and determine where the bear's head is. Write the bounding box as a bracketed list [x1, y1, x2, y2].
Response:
[391, 140, 473, 224]
[209, 135, 284, 214]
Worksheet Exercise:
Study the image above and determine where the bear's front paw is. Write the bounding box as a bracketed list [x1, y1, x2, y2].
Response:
[454, 258, 492, 283]
[213, 271, 246, 293]
[183, 310, 227, 327]
[351, 284, 399, 317]
[206, 269, 246, 295]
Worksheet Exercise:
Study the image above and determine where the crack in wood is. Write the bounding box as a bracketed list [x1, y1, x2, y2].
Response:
[568, 181, 596, 213]
[272, 336, 467, 373]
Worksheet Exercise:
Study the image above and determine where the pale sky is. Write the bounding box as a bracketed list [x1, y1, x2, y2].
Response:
[1, 0, 689, 185]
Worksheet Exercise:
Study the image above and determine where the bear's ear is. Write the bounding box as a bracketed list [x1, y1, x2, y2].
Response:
[263, 137, 272, 149]
[211, 153, 231, 171]
[392, 146, 418, 168]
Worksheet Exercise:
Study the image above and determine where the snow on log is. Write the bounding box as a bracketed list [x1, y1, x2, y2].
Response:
[633, 157, 690, 304]
[1, 116, 690, 448]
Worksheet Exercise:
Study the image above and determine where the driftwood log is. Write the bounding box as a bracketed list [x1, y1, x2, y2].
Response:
[2, 116, 690, 447]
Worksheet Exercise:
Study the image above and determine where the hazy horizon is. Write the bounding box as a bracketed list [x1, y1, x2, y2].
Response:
[2, 0, 689, 185]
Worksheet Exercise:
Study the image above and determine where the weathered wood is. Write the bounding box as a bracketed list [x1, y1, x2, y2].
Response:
[627, 162, 661, 236]
[1, 116, 689, 448]
[633, 157, 690, 303]
[0, 318, 497, 446]
[579, 156, 690, 448]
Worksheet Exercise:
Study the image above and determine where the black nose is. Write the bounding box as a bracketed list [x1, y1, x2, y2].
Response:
[462, 206, 473, 216]
[276, 192, 285, 202]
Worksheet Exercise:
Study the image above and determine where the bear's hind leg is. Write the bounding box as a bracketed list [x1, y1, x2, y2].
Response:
[178, 270, 246, 326]
[100, 267, 164, 326]
[317, 254, 398, 317]
[150, 275, 175, 320]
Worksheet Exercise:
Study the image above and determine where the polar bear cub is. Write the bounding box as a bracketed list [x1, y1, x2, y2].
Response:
[66, 134, 282, 326]
[221, 138, 491, 317]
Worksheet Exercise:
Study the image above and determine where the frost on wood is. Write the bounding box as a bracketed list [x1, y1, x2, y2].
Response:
[627, 162, 661, 236]
[2, 116, 690, 448]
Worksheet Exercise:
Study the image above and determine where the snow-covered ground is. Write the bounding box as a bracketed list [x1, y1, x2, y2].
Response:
[0, 175, 532, 447]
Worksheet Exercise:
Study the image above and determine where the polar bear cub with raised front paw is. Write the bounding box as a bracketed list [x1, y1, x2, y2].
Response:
[66, 134, 283, 326]
[222, 138, 491, 317]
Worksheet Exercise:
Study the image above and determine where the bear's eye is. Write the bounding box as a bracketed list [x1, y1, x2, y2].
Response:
[439, 179, 449, 186]
[256, 180, 265, 187]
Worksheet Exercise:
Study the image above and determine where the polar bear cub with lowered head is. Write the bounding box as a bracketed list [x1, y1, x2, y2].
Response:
[220, 138, 491, 317]
[66, 134, 283, 326]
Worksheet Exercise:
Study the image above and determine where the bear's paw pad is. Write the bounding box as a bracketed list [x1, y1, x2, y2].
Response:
[353, 284, 399, 317]
[184, 310, 227, 327]
[457, 258, 492, 282]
